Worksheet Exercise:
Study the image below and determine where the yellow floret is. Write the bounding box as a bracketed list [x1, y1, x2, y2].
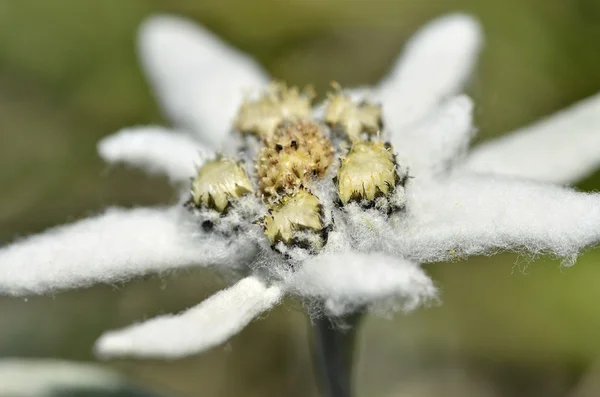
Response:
[324, 90, 382, 141]
[191, 157, 254, 212]
[235, 82, 314, 139]
[257, 121, 333, 200]
[336, 141, 397, 205]
[263, 190, 323, 244]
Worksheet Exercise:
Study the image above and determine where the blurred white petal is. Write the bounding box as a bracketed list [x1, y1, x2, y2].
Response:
[379, 13, 481, 130]
[95, 276, 282, 359]
[0, 359, 132, 397]
[393, 95, 474, 176]
[286, 252, 437, 316]
[396, 175, 600, 265]
[139, 15, 268, 148]
[0, 207, 256, 296]
[98, 126, 211, 182]
[463, 92, 600, 184]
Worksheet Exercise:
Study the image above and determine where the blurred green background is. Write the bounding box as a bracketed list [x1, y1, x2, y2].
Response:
[2, 0, 600, 396]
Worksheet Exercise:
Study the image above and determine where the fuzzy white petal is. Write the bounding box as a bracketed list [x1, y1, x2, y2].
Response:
[139, 15, 268, 148]
[98, 126, 210, 182]
[396, 175, 600, 265]
[286, 252, 437, 316]
[379, 14, 481, 130]
[95, 276, 282, 359]
[393, 95, 474, 176]
[0, 207, 256, 296]
[463, 92, 600, 184]
[0, 359, 126, 397]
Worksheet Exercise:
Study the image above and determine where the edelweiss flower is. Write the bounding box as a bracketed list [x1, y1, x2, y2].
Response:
[2, 13, 600, 361]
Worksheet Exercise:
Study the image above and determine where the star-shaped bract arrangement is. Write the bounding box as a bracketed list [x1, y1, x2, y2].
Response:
[2, 14, 600, 360]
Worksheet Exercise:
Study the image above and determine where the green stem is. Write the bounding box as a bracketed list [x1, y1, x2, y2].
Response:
[311, 311, 363, 397]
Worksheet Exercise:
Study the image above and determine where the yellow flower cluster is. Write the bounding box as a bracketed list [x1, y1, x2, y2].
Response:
[257, 121, 334, 201]
[189, 81, 402, 251]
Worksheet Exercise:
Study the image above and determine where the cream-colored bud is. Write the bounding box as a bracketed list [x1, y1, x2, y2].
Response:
[235, 82, 314, 139]
[263, 190, 323, 245]
[191, 157, 254, 212]
[325, 91, 382, 141]
[336, 141, 397, 205]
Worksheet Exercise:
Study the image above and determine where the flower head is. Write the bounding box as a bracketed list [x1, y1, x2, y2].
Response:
[3, 13, 600, 361]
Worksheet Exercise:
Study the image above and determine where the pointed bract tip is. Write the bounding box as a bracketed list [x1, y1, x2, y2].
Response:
[428, 13, 482, 39]
[137, 14, 219, 56]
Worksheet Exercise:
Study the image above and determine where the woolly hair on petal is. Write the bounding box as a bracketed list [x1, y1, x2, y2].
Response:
[285, 252, 437, 317]
[378, 13, 481, 130]
[0, 207, 256, 296]
[463, 92, 600, 184]
[138, 15, 269, 148]
[98, 126, 212, 182]
[396, 175, 600, 265]
[94, 276, 283, 359]
[393, 95, 474, 177]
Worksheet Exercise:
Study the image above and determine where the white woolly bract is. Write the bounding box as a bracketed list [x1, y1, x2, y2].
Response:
[378, 14, 481, 131]
[94, 276, 282, 359]
[98, 126, 211, 182]
[463, 92, 600, 184]
[337, 204, 399, 255]
[0, 207, 256, 296]
[0, 359, 124, 397]
[395, 175, 600, 265]
[139, 15, 268, 148]
[285, 252, 437, 317]
[393, 95, 474, 177]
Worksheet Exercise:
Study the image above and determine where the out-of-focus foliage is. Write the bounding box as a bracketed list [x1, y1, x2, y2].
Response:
[1, 1, 600, 396]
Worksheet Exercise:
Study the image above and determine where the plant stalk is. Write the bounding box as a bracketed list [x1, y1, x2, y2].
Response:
[311, 311, 363, 397]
